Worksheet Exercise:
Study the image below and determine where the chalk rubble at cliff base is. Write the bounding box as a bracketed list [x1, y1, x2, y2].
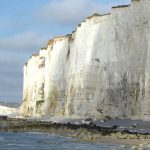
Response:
[21, 0, 150, 121]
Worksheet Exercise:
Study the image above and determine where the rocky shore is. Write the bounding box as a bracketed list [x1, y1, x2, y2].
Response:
[1, 118, 150, 149]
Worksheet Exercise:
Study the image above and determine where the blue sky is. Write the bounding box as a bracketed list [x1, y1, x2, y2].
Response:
[0, 0, 130, 103]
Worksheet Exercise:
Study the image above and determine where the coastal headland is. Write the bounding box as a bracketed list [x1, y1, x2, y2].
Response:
[1, 0, 150, 149]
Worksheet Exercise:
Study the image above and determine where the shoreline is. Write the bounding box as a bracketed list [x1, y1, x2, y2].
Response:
[1, 118, 150, 148]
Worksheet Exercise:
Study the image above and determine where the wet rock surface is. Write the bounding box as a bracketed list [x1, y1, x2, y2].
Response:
[1, 118, 150, 149]
[1, 118, 150, 138]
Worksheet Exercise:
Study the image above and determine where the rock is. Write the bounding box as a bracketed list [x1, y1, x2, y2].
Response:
[72, 133, 80, 138]
[118, 134, 128, 139]
[138, 143, 144, 147]
[131, 145, 138, 150]
[138, 148, 143, 150]
[21, 0, 150, 121]
[120, 145, 126, 149]
[132, 123, 138, 128]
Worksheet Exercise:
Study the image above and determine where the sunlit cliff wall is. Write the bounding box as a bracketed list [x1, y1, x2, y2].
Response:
[21, 0, 150, 120]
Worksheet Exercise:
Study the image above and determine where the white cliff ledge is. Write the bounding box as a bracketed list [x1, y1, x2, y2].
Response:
[0, 104, 20, 116]
[21, 0, 150, 120]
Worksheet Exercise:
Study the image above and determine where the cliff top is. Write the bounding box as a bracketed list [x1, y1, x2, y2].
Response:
[112, 5, 130, 9]
[25, 0, 140, 66]
[47, 34, 71, 46]
[32, 53, 39, 57]
[45, 0, 137, 48]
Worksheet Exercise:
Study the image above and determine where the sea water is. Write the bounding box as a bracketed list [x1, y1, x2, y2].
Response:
[0, 132, 131, 150]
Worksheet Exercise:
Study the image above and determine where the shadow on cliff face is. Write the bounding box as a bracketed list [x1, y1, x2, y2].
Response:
[48, 87, 58, 114]
[103, 72, 141, 119]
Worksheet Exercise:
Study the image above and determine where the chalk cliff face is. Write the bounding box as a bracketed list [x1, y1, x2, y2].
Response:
[21, 0, 150, 120]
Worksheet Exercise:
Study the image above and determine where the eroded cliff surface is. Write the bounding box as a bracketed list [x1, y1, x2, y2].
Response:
[21, 0, 150, 120]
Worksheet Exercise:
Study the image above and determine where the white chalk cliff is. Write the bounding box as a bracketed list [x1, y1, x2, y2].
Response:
[0, 105, 19, 116]
[21, 0, 150, 120]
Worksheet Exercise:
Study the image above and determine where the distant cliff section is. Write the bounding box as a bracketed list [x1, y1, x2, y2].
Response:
[0, 102, 20, 116]
[21, 0, 150, 120]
